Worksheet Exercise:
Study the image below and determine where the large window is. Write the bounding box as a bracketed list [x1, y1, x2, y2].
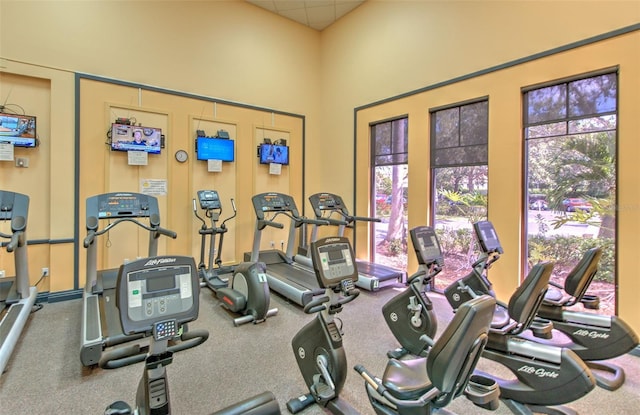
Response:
[371, 118, 408, 271]
[524, 71, 617, 315]
[431, 100, 488, 290]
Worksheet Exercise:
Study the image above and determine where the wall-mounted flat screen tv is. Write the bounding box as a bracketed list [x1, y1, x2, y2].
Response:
[258, 143, 289, 165]
[195, 137, 235, 162]
[0, 112, 37, 147]
[111, 123, 162, 154]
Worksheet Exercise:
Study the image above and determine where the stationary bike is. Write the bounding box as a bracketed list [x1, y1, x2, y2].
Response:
[391, 225, 597, 415]
[446, 220, 638, 391]
[356, 293, 498, 415]
[383, 225, 440, 358]
[193, 190, 277, 326]
[287, 236, 361, 415]
[104, 255, 281, 415]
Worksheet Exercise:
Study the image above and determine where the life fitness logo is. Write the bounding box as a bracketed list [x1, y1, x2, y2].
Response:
[517, 365, 559, 378]
[144, 257, 177, 267]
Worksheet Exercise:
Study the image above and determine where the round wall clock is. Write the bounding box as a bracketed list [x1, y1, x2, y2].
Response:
[175, 150, 188, 163]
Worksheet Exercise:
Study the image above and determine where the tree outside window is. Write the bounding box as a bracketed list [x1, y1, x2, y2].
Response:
[431, 100, 488, 291]
[371, 118, 408, 271]
[524, 72, 617, 315]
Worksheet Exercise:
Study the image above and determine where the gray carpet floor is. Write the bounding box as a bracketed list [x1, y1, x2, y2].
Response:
[0, 284, 638, 414]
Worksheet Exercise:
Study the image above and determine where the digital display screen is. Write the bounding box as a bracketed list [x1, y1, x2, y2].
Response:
[111, 123, 162, 154]
[147, 274, 176, 292]
[259, 143, 289, 165]
[196, 137, 235, 162]
[0, 112, 37, 147]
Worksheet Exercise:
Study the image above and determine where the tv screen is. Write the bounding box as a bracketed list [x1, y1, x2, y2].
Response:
[259, 143, 289, 165]
[195, 137, 235, 162]
[0, 112, 37, 148]
[110, 123, 162, 154]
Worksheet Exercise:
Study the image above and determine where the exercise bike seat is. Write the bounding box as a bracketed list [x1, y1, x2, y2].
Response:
[382, 358, 431, 400]
[378, 295, 496, 407]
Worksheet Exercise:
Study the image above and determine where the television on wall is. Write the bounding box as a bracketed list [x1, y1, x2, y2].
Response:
[0, 112, 37, 148]
[258, 143, 289, 165]
[110, 123, 162, 154]
[195, 137, 235, 162]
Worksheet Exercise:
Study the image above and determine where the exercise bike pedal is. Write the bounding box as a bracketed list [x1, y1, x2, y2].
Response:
[387, 347, 410, 359]
[286, 393, 315, 413]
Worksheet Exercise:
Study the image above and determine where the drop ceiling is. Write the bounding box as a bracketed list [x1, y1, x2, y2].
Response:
[246, 0, 366, 31]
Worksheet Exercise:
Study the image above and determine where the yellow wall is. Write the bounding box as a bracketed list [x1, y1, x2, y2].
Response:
[355, 32, 640, 333]
[1, 0, 639, 335]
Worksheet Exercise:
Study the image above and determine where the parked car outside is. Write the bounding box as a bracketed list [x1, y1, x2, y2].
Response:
[562, 198, 592, 212]
[529, 200, 549, 210]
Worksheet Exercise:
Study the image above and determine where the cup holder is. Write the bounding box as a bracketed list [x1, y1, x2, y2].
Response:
[465, 374, 500, 410]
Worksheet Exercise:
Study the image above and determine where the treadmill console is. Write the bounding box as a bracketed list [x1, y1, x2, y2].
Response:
[252, 192, 299, 219]
[410, 226, 444, 267]
[310, 236, 358, 289]
[474, 221, 504, 254]
[87, 192, 159, 219]
[197, 190, 221, 210]
[309, 192, 348, 218]
[116, 255, 199, 338]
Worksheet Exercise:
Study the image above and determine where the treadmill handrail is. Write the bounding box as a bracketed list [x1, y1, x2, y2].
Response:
[84, 218, 177, 247]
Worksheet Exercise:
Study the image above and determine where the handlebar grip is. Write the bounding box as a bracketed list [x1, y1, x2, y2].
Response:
[264, 220, 284, 229]
[83, 231, 96, 248]
[304, 218, 331, 226]
[230, 198, 237, 213]
[157, 227, 178, 239]
[303, 295, 330, 313]
[351, 215, 381, 223]
[354, 365, 386, 393]
[6, 232, 20, 252]
[192, 198, 197, 212]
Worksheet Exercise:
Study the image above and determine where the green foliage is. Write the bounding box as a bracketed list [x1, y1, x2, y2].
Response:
[528, 234, 614, 283]
[387, 238, 404, 256]
[437, 189, 487, 224]
[435, 227, 474, 256]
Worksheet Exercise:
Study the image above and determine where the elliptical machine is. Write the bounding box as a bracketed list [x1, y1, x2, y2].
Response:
[193, 190, 237, 290]
[104, 255, 281, 415]
[193, 190, 277, 327]
[287, 236, 361, 415]
[445, 220, 638, 391]
[388, 225, 597, 415]
[382, 226, 440, 358]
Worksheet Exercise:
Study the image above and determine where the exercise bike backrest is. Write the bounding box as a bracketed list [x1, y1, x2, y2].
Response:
[303, 236, 360, 314]
[557, 247, 602, 305]
[427, 294, 496, 408]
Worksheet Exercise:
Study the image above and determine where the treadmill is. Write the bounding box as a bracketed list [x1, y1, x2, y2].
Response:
[246, 192, 327, 307]
[80, 192, 207, 369]
[308, 192, 405, 291]
[0, 190, 38, 376]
